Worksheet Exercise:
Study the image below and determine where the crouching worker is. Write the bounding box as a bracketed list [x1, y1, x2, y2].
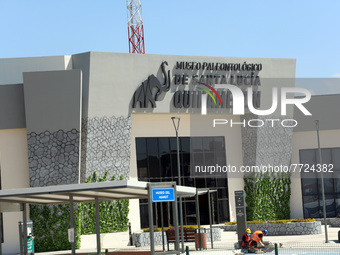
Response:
[251, 229, 269, 248]
[241, 228, 252, 249]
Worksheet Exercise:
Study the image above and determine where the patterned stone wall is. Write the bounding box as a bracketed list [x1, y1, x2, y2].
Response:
[241, 114, 258, 167]
[27, 129, 80, 187]
[133, 228, 221, 247]
[241, 115, 294, 170]
[222, 221, 321, 235]
[316, 218, 340, 227]
[255, 116, 293, 168]
[81, 116, 132, 182]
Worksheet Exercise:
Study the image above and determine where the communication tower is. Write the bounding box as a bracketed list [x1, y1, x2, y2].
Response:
[126, 0, 145, 54]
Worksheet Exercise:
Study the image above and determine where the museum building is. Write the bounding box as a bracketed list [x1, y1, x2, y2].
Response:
[0, 52, 340, 251]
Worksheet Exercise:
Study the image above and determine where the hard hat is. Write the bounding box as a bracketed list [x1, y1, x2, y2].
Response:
[246, 228, 251, 233]
[263, 229, 268, 235]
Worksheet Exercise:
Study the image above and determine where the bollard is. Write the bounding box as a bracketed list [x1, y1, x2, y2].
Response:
[129, 222, 133, 246]
[274, 243, 278, 255]
[186, 246, 190, 255]
[105, 248, 108, 254]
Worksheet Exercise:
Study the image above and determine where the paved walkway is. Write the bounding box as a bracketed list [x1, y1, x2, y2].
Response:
[14, 225, 340, 255]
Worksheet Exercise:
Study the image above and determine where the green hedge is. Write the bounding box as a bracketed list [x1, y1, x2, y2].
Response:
[30, 171, 130, 252]
[244, 172, 291, 221]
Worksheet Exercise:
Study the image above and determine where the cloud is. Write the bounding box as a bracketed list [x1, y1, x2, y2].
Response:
[332, 73, 340, 78]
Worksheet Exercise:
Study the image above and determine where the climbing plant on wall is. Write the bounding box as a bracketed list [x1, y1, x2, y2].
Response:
[30, 203, 81, 252]
[29, 171, 129, 252]
[244, 171, 291, 221]
[81, 171, 130, 235]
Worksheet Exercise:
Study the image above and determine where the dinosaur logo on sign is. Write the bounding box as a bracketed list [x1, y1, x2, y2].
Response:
[132, 61, 171, 108]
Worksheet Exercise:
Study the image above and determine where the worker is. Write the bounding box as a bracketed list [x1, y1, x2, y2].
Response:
[251, 229, 268, 248]
[241, 228, 252, 248]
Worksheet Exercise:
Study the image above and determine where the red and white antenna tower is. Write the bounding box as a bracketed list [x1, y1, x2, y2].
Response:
[126, 0, 145, 54]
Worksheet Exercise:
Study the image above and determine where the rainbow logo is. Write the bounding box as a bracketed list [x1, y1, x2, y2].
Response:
[197, 82, 222, 106]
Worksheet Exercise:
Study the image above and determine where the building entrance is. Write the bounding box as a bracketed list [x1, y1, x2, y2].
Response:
[136, 137, 230, 228]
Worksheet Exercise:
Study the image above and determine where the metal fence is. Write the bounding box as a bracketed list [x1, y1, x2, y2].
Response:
[183, 241, 340, 255]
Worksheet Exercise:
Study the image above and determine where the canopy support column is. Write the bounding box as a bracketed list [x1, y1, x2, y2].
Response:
[195, 190, 201, 250]
[22, 203, 28, 255]
[208, 190, 213, 249]
[95, 197, 101, 255]
[147, 184, 155, 255]
[0, 213, 2, 255]
[69, 195, 75, 255]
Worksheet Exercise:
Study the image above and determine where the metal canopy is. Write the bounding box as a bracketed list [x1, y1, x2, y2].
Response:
[0, 180, 198, 255]
[0, 180, 197, 205]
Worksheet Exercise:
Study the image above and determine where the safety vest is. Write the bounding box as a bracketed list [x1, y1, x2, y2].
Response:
[242, 233, 251, 247]
[251, 231, 263, 242]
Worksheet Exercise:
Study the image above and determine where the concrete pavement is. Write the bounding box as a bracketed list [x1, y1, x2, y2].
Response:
[14, 225, 340, 254]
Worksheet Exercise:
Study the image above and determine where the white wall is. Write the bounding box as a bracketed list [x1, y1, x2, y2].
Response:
[0, 55, 71, 85]
[0, 129, 30, 254]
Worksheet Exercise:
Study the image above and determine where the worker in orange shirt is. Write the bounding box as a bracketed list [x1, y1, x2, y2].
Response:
[251, 229, 268, 248]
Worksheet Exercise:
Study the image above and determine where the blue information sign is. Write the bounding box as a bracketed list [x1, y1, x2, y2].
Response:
[152, 187, 175, 202]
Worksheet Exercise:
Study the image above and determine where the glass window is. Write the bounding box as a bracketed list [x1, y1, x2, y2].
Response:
[218, 200, 229, 222]
[139, 204, 149, 228]
[171, 154, 179, 177]
[136, 138, 147, 154]
[332, 148, 340, 171]
[216, 178, 228, 188]
[301, 178, 318, 195]
[181, 137, 190, 153]
[203, 137, 215, 152]
[182, 152, 191, 177]
[317, 149, 332, 165]
[303, 195, 319, 218]
[336, 194, 340, 217]
[192, 152, 204, 167]
[183, 177, 194, 187]
[185, 202, 197, 225]
[137, 154, 148, 180]
[214, 137, 225, 151]
[170, 138, 177, 152]
[136, 136, 228, 227]
[158, 138, 170, 154]
[218, 188, 228, 198]
[147, 138, 158, 155]
[160, 154, 172, 177]
[204, 152, 215, 166]
[319, 194, 336, 218]
[148, 155, 160, 178]
[216, 151, 226, 165]
[206, 177, 217, 187]
[195, 178, 206, 188]
[335, 172, 340, 193]
[318, 178, 334, 195]
[300, 148, 340, 218]
[191, 137, 203, 152]
[300, 149, 317, 165]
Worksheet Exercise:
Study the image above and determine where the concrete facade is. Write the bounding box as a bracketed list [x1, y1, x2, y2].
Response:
[0, 51, 339, 254]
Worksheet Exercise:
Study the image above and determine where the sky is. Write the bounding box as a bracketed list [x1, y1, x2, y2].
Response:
[0, 0, 339, 94]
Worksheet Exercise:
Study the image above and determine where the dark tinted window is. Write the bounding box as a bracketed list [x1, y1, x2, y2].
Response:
[136, 136, 229, 227]
[300, 148, 340, 218]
